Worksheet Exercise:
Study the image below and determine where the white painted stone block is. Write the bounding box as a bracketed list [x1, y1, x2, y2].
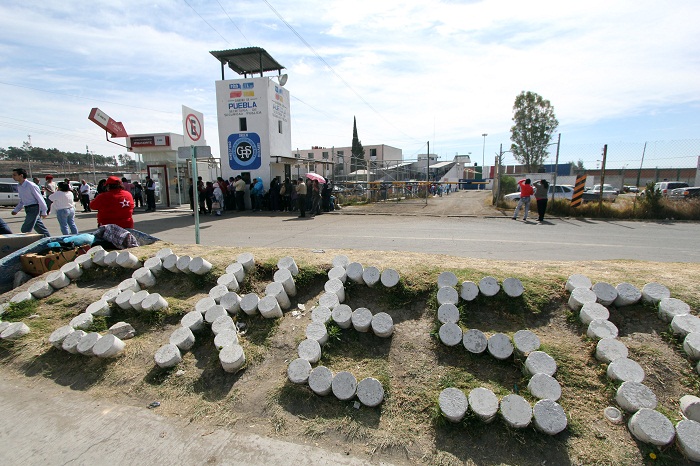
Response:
[116, 251, 140, 269]
[181, 310, 205, 332]
[10, 291, 33, 304]
[205, 305, 228, 324]
[513, 330, 540, 355]
[311, 305, 332, 324]
[351, 307, 373, 332]
[162, 253, 179, 273]
[213, 329, 238, 349]
[188, 257, 212, 275]
[371, 312, 394, 338]
[568, 287, 597, 311]
[439, 387, 468, 422]
[49, 325, 75, 349]
[298, 338, 322, 363]
[332, 255, 349, 269]
[306, 322, 329, 345]
[500, 394, 532, 428]
[74, 254, 93, 270]
[672, 314, 700, 337]
[155, 248, 173, 260]
[77, 332, 102, 356]
[169, 326, 195, 351]
[628, 408, 675, 446]
[357, 377, 384, 407]
[607, 358, 645, 383]
[277, 256, 299, 276]
[319, 292, 340, 310]
[533, 399, 567, 435]
[566, 274, 591, 292]
[195, 297, 217, 314]
[258, 295, 283, 319]
[325, 278, 345, 302]
[70, 313, 93, 330]
[527, 373, 562, 401]
[176, 255, 192, 274]
[132, 267, 156, 288]
[642, 282, 671, 304]
[332, 371, 357, 401]
[328, 266, 347, 283]
[463, 329, 488, 354]
[437, 271, 458, 289]
[488, 333, 514, 360]
[142, 293, 168, 312]
[676, 420, 700, 462]
[28, 280, 53, 299]
[217, 273, 240, 292]
[219, 344, 246, 373]
[103, 251, 119, 267]
[62, 329, 87, 353]
[380, 269, 400, 288]
[101, 288, 120, 304]
[309, 366, 333, 396]
[478, 277, 500, 297]
[60, 261, 83, 280]
[220, 292, 241, 315]
[109, 322, 135, 340]
[46, 271, 70, 290]
[265, 282, 291, 309]
[437, 303, 460, 324]
[288, 358, 312, 384]
[460, 281, 479, 301]
[239, 293, 260, 316]
[592, 282, 617, 306]
[439, 323, 463, 346]
[587, 319, 618, 340]
[93, 334, 125, 358]
[614, 283, 641, 307]
[362, 266, 381, 287]
[345, 262, 365, 284]
[684, 333, 700, 360]
[143, 257, 163, 275]
[331, 304, 352, 329]
[273, 268, 296, 297]
[155, 343, 182, 368]
[615, 381, 657, 413]
[236, 252, 255, 272]
[129, 290, 150, 311]
[0, 322, 30, 340]
[115, 290, 135, 310]
[226, 262, 246, 283]
[658, 297, 690, 323]
[468, 387, 499, 423]
[525, 351, 557, 377]
[437, 286, 459, 306]
[502, 278, 524, 298]
[211, 315, 235, 336]
[579, 302, 610, 325]
[595, 338, 628, 363]
[118, 278, 140, 293]
[680, 395, 700, 422]
[0, 322, 9, 334]
[92, 249, 107, 267]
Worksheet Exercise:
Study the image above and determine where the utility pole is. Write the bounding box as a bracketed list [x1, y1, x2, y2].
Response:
[27, 134, 33, 178]
[551, 133, 561, 202]
[599, 144, 608, 211]
[87, 145, 97, 185]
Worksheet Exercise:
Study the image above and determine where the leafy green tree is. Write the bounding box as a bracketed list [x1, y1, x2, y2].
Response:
[350, 116, 365, 173]
[510, 91, 559, 172]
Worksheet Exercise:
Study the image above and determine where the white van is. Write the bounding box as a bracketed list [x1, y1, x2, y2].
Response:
[0, 181, 20, 206]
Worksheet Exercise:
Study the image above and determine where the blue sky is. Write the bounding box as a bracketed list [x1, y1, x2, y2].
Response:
[1, 0, 699, 170]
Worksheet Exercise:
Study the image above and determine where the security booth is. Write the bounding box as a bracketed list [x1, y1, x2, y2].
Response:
[127, 132, 186, 208]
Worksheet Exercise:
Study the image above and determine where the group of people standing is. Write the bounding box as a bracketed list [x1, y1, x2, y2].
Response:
[512, 178, 550, 224]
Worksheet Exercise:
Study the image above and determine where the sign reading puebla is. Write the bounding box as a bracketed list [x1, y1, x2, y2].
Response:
[228, 133, 261, 170]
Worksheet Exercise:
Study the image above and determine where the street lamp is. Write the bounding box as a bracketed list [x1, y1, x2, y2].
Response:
[481, 133, 488, 189]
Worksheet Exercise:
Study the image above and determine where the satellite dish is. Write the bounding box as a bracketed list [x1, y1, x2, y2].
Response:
[278, 74, 288, 86]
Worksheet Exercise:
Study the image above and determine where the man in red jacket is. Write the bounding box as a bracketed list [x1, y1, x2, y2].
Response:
[512, 178, 534, 222]
[89, 176, 135, 229]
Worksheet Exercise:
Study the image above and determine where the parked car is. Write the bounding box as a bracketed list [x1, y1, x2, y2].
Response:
[670, 186, 700, 200]
[649, 181, 689, 197]
[504, 184, 574, 202]
[623, 185, 639, 193]
[0, 181, 20, 206]
[582, 185, 619, 202]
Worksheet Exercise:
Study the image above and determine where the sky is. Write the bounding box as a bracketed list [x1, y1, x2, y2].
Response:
[1, 0, 699, 170]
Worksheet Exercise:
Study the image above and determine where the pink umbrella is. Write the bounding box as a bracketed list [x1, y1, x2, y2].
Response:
[305, 172, 326, 184]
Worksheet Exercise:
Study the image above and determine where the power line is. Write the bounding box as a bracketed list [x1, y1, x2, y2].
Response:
[216, 0, 252, 46]
[182, 0, 230, 44]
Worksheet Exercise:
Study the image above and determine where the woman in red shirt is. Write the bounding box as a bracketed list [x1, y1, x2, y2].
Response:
[89, 176, 135, 229]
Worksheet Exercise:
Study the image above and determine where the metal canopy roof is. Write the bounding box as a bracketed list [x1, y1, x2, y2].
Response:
[210, 47, 285, 78]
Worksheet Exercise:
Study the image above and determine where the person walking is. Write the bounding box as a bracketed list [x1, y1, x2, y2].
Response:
[533, 179, 550, 224]
[145, 176, 157, 212]
[44, 175, 57, 214]
[296, 177, 307, 218]
[49, 182, 79, 235]
[79, 179, 92, 212]
[512, 178, 534, 222]
[89, 176, 135, 228]
[10, 168, 51, 237]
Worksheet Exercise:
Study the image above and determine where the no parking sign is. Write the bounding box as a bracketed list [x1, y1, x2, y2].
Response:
[228, 132, 261, 170]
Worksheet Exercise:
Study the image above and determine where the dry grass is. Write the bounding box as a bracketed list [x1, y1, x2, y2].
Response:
[1, 243, 700, 465]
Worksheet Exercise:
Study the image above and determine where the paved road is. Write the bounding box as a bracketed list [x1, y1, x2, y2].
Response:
[1, 195, 698, 262]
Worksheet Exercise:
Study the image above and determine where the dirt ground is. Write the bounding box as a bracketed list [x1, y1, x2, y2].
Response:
[1, 243, 700, 466]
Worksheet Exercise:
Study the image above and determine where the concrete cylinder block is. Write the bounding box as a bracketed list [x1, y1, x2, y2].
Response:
[437, 303, 460, 324]
[332, 371, 357, 401]
[568, 287, 597, 311]
[236, 252, 255, 272]
[162, 253, 180, 273]
[129, 290, 150, 311]
[0, 322, 9, 334]
[46, 271, 70, 290]
[513, 330, 541, 355]
[62, 329, 87, 353]
[240, 293, 260, 316]
[525, 351, 557, 377]
[154, 343, 182, 368]
[143, 257, 163, 275]
[273, 268, 297, 297]
[595, 338, 628, 363]
[155, 248, 173, 260]
[331, 304, 352, 329]
[217, 273, 240, 292]
[0, 322, 30, 340]
[92, 334, 125, 358]
[220, 292, 241, 315]
[309, 366, 333, 396]
[478, 276, 500, 297]
[527, 373, 562, 401]
[109, 322, 135, 340]
[132, 267, 156, 288]
[328, 266, 347, 283]
[628, 408, 675, 446]
[671, 314, 700, 337]
[169, 326, 195, 351]
[357, 377, 384, 407]
[181, 310, 205, 332]
[579, 302, 610, 325]
[209, 284, 230, 304]
[60, 261, 83, 280]
[463, 328, 488, 354]
[319, 292, 340, 310]
[188, 257, 212, 275]
[75, 253, 93, 270]
[684, 333, 700, 360]
[92, 249, 107, 267]
[533, 399, 567, 435]
[332, 255, 349, 269]
[615, 381, 657, 413]
[103, 251, 119, 267]
[351, 307, 373, 333]
[70, 312, 93, 330]
[437, 271, 458, 289]
[116, 251, 140, 269]
[287, 358, 312, 384]
[607, 358, 645, 383]
[297, 338, 322, 363]
[176, 255, 192, 274]
[371, 312, 394, 338]
[226, 262, 246, 283]
[265, 282, 291, 310]
[345, 262, 364, 284]
[439, 387, 468, 422]
[439, 323, 463, 347]
[195, 297, 217, 315]
[325, 278, 345, 302]
[614, 282, 641, 307]
[311, 306, 332, 324]
[77, 332, 102, 356]
[219, 345, 245, 372]
[488, 333, 514, 360]
[592, 282, 617, 306]
[85, 245, 104, 257]
[566, 274, 592, 292]
[362, 266, 381, 287]
[658, 297, 691, 323]
[49, 325, 75, 349]
[205, 305, 228, 324]
[681, 395, 700, 422]
[10, 291, 33, 304]
[115, 290, 135, 310]
[29, 280, 53, 299]
[469, 387, 499, 423]
[213, 329, 239, 349]
[380, 269, 400, 288]
[101, 288, 120, 304]
[502, 278, 524, 298]
[676, 420, 700, 462]
[141, 293, 168, 312]
[641, 282, 671, 304]
[500, 394, 532, 429]
[277, 256, 299, 276]
[587, 319, 618, 340]
[460, 281, 479, 301]
[306, 322, 329, 345]
[118, 278, 141, 293]
[258, 295, 283, 319]
[437, 286, 459, 306]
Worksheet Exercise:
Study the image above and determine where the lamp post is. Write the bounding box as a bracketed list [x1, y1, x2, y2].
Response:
[481, 133, 488, 189]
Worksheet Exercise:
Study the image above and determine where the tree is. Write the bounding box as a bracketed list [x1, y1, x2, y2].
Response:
[570, 159, 585, 173]
[510, 91, 559, 173]
[118, 153, 132, 167]
[350, 116, 365, 174]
